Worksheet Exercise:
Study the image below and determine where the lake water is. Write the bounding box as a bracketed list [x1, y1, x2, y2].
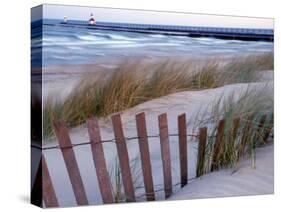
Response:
[31, 19, 273, 68]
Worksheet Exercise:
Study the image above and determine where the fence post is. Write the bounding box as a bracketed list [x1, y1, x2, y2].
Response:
[178, 113, 188, 187]
[257, 114, 267, 143]
[136, 112, 155, 201]
[258, 114, 267, 128]
[87, 117, 114, 204]
[196, 127, 207, 177]
[112, 114, 136, 202]
[263, 113, 273, 142]
[239, 115, 254, 157]
[232, 117, 240, 141]
[211, 119, 225, 171]
[42, 155, 59, 207]
[53, 120, 89, 206]
[158, 113, 172, 198]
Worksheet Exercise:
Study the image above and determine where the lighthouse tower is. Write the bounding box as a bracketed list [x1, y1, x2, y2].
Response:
[89, 13, 96, 25]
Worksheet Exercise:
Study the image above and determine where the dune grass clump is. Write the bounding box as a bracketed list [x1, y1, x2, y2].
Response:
[221, 52, 274, 83]
[43, 53, 273, 138]
[43, 60, 218, 138]
[195, 84, 273, 172]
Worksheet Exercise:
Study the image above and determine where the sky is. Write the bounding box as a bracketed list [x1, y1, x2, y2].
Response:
[32, 4, 274, 29]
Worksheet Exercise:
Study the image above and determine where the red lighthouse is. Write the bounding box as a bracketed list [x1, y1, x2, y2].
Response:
[89, 13, 96, 25]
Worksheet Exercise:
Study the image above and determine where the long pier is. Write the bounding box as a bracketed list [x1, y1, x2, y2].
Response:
[33, 20, 274, 41]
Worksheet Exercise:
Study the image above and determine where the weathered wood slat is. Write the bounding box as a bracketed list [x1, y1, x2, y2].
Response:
[42, 155, 59, 207]
[53, 120, 89, 206]
[158, 113, 172, 198]
[257, 114, 267, 143]
[232, 117, 240, 141]
[136, 112, 155, 201]
[211, 119, 225, 171]
[239, 115, 254, 157]
[178, 114, 188, 187]
[196, 127, 207, 177]
[87, 117, 114, 204]
[259, 114, 267, 128]
[263, 113, 273, 142]
[112, 114, 136, 202]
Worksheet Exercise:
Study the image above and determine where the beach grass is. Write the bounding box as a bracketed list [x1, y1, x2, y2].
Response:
[221, 52, 273, 83]
[195, 84, 274, 172]
[108, 155, 143, 202]
[43, 53, 273, 138]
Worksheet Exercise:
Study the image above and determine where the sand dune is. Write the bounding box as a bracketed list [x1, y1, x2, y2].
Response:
[36, 80, 273, 207]
[169, 143, 273, 200]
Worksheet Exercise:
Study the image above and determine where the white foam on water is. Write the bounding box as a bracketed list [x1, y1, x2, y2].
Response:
[149, 34, 166, 38]
[38, 24, 273, 66]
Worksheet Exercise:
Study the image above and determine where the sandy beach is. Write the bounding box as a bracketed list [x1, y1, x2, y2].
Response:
[33, 73, 273, 206]
[169, 142, 273, 200]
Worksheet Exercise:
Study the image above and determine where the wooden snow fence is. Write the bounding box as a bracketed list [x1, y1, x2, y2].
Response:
[31, 112, 273, 207]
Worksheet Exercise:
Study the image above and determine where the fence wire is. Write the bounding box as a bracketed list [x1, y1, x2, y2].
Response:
[31, 133, 200, 151]
[31, 115, 273, 151]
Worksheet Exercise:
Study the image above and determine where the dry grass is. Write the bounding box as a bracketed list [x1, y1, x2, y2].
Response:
[42, 53, 273, 138]
[220, 52, 273, 83]
[194, 84, 274, 172]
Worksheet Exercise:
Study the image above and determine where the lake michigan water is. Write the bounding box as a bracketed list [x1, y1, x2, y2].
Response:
[31, 19, 273, 68]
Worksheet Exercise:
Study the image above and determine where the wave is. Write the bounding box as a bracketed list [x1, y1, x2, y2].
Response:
[149, 34, 166, 38]
[36, 24, 273, 66]
[80, 33, 151, 42]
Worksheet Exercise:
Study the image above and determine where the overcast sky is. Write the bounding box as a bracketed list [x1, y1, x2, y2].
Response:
[32, 4, 274, 29]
